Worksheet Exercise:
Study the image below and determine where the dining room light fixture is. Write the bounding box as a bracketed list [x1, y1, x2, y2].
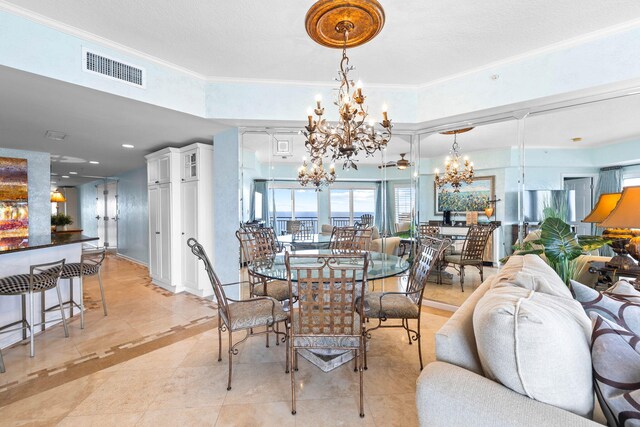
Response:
[434, 128, 475, 193]
[302, 0, 392, 173]
[297, 157, 336, 191]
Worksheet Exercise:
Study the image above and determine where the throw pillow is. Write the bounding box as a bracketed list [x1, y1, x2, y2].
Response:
[491, 254, 572, 299]
[606, 280, 640, 304]
[571, 280, 640, 336]
[371, 226, 380, 241]
[473, 286, 594, 417]
[590, 314, 640, 427]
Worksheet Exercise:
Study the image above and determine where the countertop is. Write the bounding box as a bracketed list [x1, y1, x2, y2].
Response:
[0, 234, 99, 255]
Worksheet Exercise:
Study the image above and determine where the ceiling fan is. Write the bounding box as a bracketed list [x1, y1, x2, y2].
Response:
[378, 153, 411, 170]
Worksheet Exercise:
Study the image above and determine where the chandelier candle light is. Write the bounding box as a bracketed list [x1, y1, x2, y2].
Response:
[298, 157, 336, 191]
[435, 128, 475, 193]
[301, 0, 392, 178]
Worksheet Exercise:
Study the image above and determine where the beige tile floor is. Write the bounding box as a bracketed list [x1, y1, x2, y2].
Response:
[0, 256, 455, 426]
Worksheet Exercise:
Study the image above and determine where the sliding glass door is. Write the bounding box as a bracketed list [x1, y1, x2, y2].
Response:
[269, 186, 318, 235]
[329, 188, 375, 226]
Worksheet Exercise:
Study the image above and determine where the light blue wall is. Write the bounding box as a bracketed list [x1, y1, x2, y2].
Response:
[77, 166, 148, 264]
[115, 167, 148, 264]
[213, 128, 241, 299]
[0, 147, 50, 236]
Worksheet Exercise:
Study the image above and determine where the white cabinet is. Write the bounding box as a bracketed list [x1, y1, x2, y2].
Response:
[146, 143, 213, 296]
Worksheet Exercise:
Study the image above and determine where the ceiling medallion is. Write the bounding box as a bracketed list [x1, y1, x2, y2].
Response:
[297, 157, 336, 191]
[302, 0, 392, 177]
[435, 128, 475, 193]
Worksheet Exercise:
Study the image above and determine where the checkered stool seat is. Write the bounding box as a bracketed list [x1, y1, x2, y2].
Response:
[60, 263, 100, 278]
[0, 273, 58, 295]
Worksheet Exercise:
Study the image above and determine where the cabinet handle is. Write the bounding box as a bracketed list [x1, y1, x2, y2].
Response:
[155, 180, 159, 184]
[156, 232, 160, 235]
[182, 232, 185, 235]
[181, 178, 185, 181]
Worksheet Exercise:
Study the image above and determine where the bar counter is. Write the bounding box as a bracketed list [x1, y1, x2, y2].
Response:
[0, 234, 98, 349]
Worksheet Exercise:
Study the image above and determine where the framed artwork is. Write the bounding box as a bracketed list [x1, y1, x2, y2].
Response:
[0, 157, 29, 238]
[434, 175, 495, 214]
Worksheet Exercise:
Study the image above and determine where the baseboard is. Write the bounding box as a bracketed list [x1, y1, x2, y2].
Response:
[115, 253, 148, 267]
[422, 299, 459, 312]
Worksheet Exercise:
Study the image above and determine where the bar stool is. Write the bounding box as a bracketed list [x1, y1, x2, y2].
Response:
[43, 249, 106, 330]
[0, 259, 69, 373]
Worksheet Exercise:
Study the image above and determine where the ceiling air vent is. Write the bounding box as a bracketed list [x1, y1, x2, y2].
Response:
[82, 48, 146, 88]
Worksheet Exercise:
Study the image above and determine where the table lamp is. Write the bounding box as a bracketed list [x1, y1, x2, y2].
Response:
[599, 186, 640, 267]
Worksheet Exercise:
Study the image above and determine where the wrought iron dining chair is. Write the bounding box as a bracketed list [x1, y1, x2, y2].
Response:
[0, 259, 68, 373]
[285, 252, 369, 417]
[329, 226, 372, 253]
[359, 237, 451, 370]
[188, 238, 289, 390]
[442, 223, 497, 291]
[418, 223, 440, 239]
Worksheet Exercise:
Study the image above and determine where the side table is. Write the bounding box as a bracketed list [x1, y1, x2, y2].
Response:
[588, 261, 640, 290]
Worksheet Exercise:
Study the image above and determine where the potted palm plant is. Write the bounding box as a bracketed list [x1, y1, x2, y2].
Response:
[51, 213, 73, 232]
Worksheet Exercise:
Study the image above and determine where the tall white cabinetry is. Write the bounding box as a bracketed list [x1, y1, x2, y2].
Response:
[146, 144, 214, 296]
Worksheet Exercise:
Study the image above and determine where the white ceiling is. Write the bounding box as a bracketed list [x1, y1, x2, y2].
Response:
[0, 66, 227, 186]
[5, 0, 640, 85]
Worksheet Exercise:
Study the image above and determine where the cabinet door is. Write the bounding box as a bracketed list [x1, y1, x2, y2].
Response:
[158, 184, 172, 281]
[148, 186, 160, 277]
[147, 158, 159, 185]
[158, 156, 171, 184]
[181, 181, 198, 290]
[182, 150, 198, 181]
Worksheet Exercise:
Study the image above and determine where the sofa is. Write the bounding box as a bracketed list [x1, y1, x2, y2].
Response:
[416, 254, 606, 427]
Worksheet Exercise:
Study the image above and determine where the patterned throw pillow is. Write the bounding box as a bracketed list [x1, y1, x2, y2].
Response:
[606, 280, 640, 304]
[590, 314, 640, 427]
[571, 280, 640, 336]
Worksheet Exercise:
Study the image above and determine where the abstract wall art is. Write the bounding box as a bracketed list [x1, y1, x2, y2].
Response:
[0, 157, 29, 238]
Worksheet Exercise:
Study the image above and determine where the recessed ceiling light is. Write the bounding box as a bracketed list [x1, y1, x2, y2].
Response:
[89, 161, 100, 164]
[69, 172, 78, 175]
[45, 130, 67, 141]
[62, 175, 70, 178]
[50, 172, 58, 176]
[122, 144, 135, 149]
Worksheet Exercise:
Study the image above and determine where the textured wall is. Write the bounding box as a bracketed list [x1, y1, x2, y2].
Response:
[0, 147, 49, 236]
[115, 167, 148, 264]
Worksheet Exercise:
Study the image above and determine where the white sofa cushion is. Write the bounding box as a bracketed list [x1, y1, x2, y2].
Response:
[473, 286, 594, 417]
[606, 280, 640, 303]
[491, 255, 572, 299]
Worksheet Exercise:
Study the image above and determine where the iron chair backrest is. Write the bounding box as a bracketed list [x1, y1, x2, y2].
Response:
[236, 229, 277, 263]
[406, 237, 451, 305]
[187, 238, 230, 324]
[359, 214, 374, 226]
[285, 252, 368, 337]
[329, 227, 372, 253]
[419, 224, 440, 239]
[80, 248, 106, 272]
[460, 223, 498, 262]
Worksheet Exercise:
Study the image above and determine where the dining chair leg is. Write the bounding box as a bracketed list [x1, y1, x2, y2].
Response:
[0, 349, 5, 373]
[417, 317, 424, 370]
[290, 343, 297, 415]
[217, 312, 222, 362]
[460, 265, 465, 292]
[98, 271, 108, 316]
[479, 264, 484, 282]
[55, 284, 69, 338]
[40, 290, 46, 332]
[353, 349, 358, 372]
[284, 323, 290, 374]
[359, 340, 365, 418]
[28, 291, 35, 357]
[21, 295, 27, 340]
[405, 319, 412, 345]
[227, 329, 233, 391]
[69, 277, 74, 318]
[275, 322, 279, 346]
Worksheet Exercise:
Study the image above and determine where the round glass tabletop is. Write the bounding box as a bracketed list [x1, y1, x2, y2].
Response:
[248, 249, 410, 282]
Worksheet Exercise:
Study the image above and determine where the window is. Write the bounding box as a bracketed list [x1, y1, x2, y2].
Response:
[268, 186, 318, 234]
[623, 177, 640, 188]
[329, 188, 375, 226]
[394, 185, 414, 224]
[253, 192, 263, 220]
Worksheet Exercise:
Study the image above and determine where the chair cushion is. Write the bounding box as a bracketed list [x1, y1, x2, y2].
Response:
[0, 273, 58, 295]
[590, 314, 640, 427]
[60, 263, 101, 278]
[225, 297, 288, 331]
[253, 280, 290, 301]
[473, 286, 594, 418]
[360, 292, 419, 319]
[443, 254, 481, 265]
[291, 311, 361, 348]
[571, 279, 640, 336]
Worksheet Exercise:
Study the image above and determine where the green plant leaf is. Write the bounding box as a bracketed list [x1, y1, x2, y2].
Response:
[539, 218, 582, 264]
[577, 235, 612, 252]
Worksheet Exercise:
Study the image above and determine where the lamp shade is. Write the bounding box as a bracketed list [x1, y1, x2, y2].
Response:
[582, 192, 622, 223]
[599, 186, 640, 228]
[50, 190, 66, 203]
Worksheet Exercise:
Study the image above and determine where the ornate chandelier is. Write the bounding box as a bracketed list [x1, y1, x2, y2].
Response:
[297, 157, 336, 191]
[302, 0, 392, 172]
[434, 128, 475, 193]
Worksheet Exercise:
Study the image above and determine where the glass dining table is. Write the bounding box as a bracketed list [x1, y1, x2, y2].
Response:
[247, 249, 410, 372]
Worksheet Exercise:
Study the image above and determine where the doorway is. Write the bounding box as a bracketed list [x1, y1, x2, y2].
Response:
[96, 180, 118, 250]
[564, 177, 593, 235]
